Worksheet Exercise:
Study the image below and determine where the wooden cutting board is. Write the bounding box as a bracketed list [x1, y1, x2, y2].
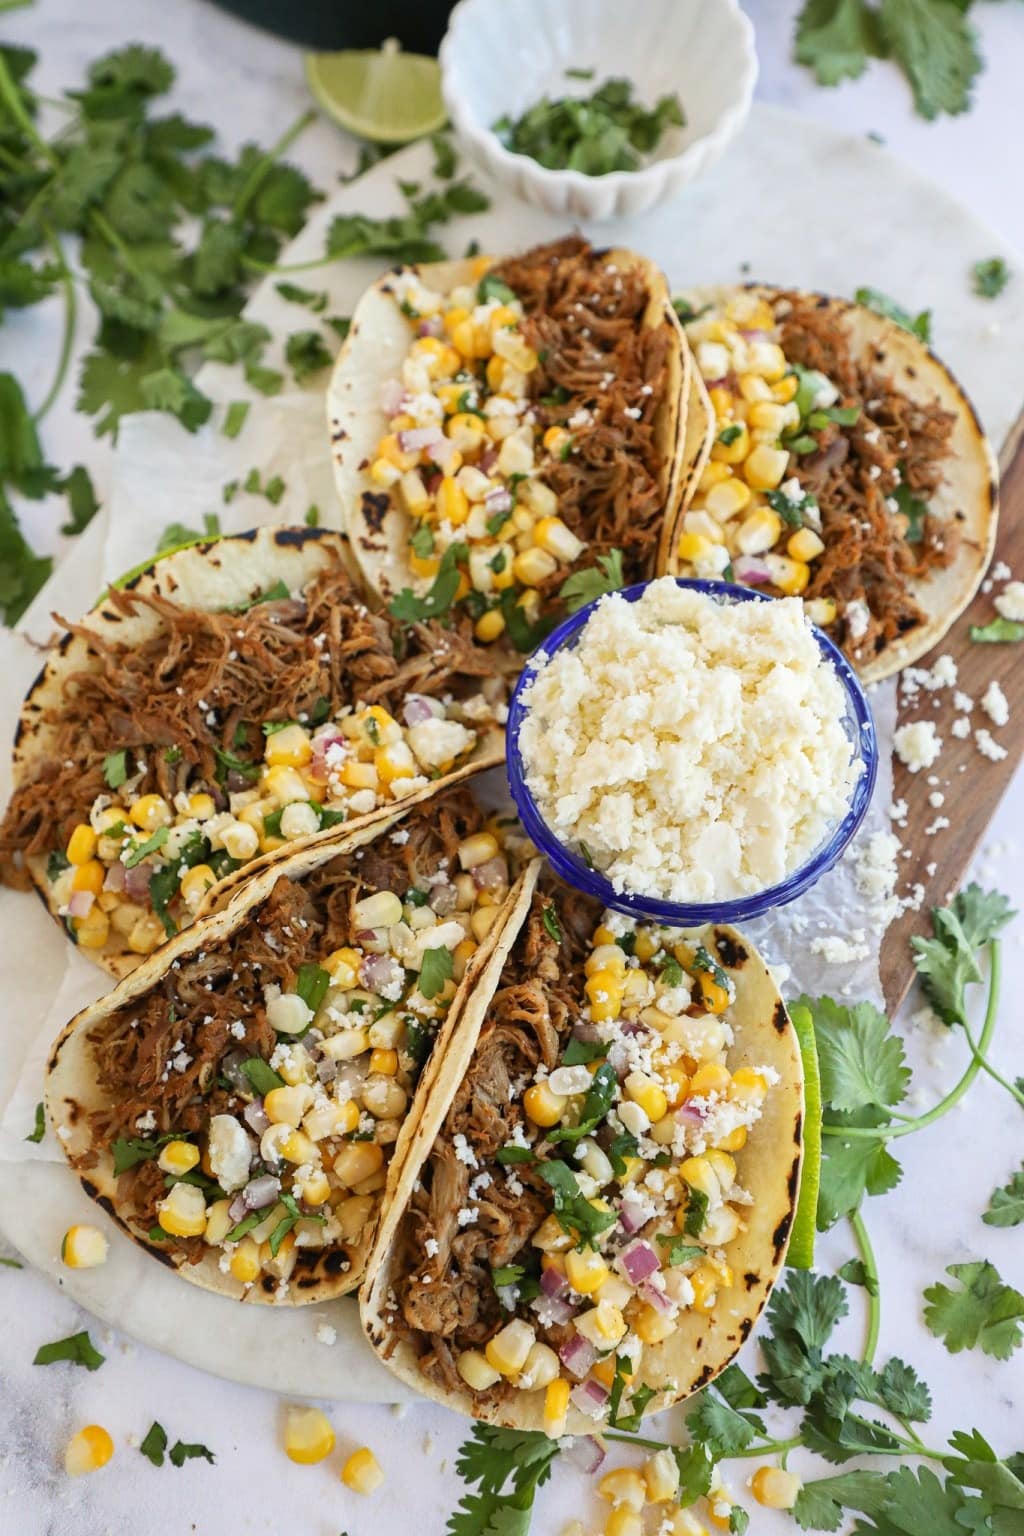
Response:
[882, 421, 1024, 1015]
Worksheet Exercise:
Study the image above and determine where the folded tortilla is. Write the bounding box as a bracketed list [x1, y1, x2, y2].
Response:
[329, 237, 694, 624]
[44, 783, 527, 1305]
[667, 285, 998, 684]
[361, 864, 803, 1432]
[2, 527, 504, 977]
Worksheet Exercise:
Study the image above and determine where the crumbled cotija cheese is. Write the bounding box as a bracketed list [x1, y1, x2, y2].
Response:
[995, 580, 1024, 622]
[893, 720, 942, 773]
[517, 581, 860, 902]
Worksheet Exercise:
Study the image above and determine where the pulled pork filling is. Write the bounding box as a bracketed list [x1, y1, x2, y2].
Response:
[366, 236, 671, 652]
[0, 546, 503, 956]
[384, 894, 774, 1433]
[61, 791, 514, 1299]
[683, 291, 958, 666]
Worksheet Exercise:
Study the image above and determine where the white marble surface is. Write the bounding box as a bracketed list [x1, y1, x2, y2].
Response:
[1, 2, 1023, 1533]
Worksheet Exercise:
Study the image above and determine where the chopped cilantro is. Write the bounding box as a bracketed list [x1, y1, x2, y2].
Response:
[419, 944, 454, 1001]
[169, 1439, 215, 1467]
[123, 825, 169, 868]
[24, 1101, 45, 1143]
[971, 617, 1024, 644]
[390, 544, 467, 625]
[103, 748, 128, 788]
[561, 1037, 607, 1066]
[891, 478, 929, 543]
[854, 285, 932, 342]
[241, 1057, 284, 1095]
[538, 1159, 617, 1247]
[477, 274, 517, 305]
[541, 904, 562, 944]
[46, 848, 71, 882]
[683, 1182, 710, 1236]
[140, 1421, 168, 1466]
[495, 1144, 535, 1165]
[924, 1261, 1023, 1360]
[285, 328, 332, 383]
[546, 1063, 617, 1145]
[559, 548, 624, 614]
[493, 77, 684, 175]
[984, 1165, 1024, 1228]
[34, 1331, 105, 1371]
[294, 963, 330, 1015]
[717, 424, 743, 446]
[972, 257, 1010, 299]
[221, 400, 249, 439]
[657, 1234, 705, 1266]
[112, 1132, 177, 1175]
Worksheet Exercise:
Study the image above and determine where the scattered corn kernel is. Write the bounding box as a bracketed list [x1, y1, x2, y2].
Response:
[284, 1406, 335, 1464]
[64, 1425, 114, 1477]
[61, 1224, 108, 1269]
[751, 1467, 802, 1508]
[341, 1446, 384, 1495]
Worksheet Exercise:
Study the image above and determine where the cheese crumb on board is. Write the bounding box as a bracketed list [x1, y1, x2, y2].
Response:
[893, 720, 942, 772]
[518, 581, 861, 903]
[995, 580, 1024, 621]
[976, 728, 1008, 762]
[981, 680, 1009, 727]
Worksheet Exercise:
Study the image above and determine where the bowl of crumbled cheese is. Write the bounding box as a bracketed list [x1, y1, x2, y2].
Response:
[507, 576, 877, 923]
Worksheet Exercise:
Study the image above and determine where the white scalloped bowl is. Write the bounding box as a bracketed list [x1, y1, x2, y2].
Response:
[439, 0, 757, 221]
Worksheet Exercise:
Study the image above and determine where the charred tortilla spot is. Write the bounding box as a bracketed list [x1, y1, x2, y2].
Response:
[261, 1275, 276, 1294]
[772, 1209, 794, 1259]
[773, 999, 789, 1034]
[692, 1362, 713, 1389]
[323, 1249, 352, 1276]
[712, 929, 747, 968]
[81, 1177, 99, 1200]
[332, 427, 348, 442]
[744, 1270, 759, 1290]
[792, 1111, 803, 1150]
[361, 491, 390, 533]
[738, 1317, 752, 1341]
[96, 1194, 116, 1218]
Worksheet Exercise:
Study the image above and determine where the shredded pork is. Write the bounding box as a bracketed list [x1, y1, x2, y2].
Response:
[492, 236, 672, 595]
[775, 293, 959, 663]
[0, 548, 496, 878]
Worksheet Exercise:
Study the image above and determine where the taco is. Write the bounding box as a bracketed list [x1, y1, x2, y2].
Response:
[668, 286, 998, 683]
[361, 864, 803, 1433]
[44, 785, 528, 1304]
[0, 526, 505, 977]
[329, 236, 695, 656]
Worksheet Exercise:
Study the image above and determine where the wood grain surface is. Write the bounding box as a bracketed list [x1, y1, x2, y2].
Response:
[882, 422, 1024, 1015]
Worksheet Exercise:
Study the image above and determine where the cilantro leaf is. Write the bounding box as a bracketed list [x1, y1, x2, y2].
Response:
[169, 1439, 215, 1467]
[103, 748, 128, 788]
[541, 904, 562, 944]
[924, 1261, 1024, 1359]
[294, 963, 330, 1015]
[140, 1421, 168, 1466]
[34, 1330, 105, 1371]
[793, 1470, 890, 1530]
[970, 617, 1024, 644]
[112, 1133, 176, 1174]
[561, 1038, 607, 1066]
[123, 825, 168, 868]
[972, 257, 1010, 300]
[879, 0, 981, 122]
[241, 1057, 284, 1095]
[657, 1235, 704, 1266]
[24, 1101, 45, 1143]
[795, 0, 884, 87]
[688, 1389, 762, 1454]
[449, 1425, 559, 1536]
[59, 464, 100, 535]
[545, 1063, 617, 1145]
[759, 1271, 848, 1404]
[854, 285, 932, 342]
[559, 548, 624, 614]
[984, 1165, 1024, 1228]
[683, 1182, 710, 1236]
[890, 478, 929, 543]
[390, 544, 467, 626]
[799, 996, 910, 1114]
[537, 1160, 617, 1247]
[838, 1257, 878, 1295]
[419, 943, 454, 1001]
[817, 1115, 902, 1230]
[912, 886, 1016, 1026]
[285, 328, 332, 383]
[0, 487, 52, 625]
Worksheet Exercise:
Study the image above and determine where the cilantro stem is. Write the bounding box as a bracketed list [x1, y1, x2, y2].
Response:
[32, 226, 76, 424]
[821, 940, 1003, 1141]
[849, 1209, 879, 1366]
[0, 50, 59, 166]
[231, 108, 316, 223]
[604, 1431, 803, 1459]
[240, 253, 332, 276]
[0, 0, 35, 12]
[961, 1012, 1024, 1108]
[89, 209, 150, 284]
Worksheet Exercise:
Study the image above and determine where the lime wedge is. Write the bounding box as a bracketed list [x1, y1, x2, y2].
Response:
[305, 39, 446, 145]
[785, 1001, 822, 1270]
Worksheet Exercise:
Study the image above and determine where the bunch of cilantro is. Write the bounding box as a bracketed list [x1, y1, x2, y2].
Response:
[0, 43, 489, 625]
[794, 0, 985, 120]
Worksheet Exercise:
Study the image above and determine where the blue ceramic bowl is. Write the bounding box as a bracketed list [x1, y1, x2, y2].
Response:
[505, 579, 878, 925]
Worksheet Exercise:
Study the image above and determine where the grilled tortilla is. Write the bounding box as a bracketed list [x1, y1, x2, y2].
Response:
[44, 785, 527, 1305]
[361, 863, 803, 1433]
[0, 527, 505, 977]
[668, 285, 998, 684]
[329, 237, 696, 652]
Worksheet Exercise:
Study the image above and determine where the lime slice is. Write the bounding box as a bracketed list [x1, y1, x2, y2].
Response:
[305, 39, 446, 145]
[785, 1001, 822, 1270]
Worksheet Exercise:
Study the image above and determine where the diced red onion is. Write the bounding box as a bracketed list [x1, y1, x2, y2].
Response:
[559, 1333, 596, 1380]
[573, 1021, 603, 1044]
[531, 1292, 576, 1326]
[379, 378, 406, 416]
[124, 862, 153, 902]
[704, 375, 730, 391]
[639, 1278, 675, 1314]
[423, 467, 442, 495]
[540, 1264, 568, 1299]
[740, 328, 770, 341]
[67, 890, 95, 918]
[243, 1100, 270, 1135]
[570, 1378, 610, 1414]
[733, 555, 772, 586]
[417, 315, 443, 338]
[243, 1174, 280, 1211]
[355, 927, 389, 954]
[471, 855, 508, 893]
[402, 693, 445, 727]
[360, 953, 405, 995]
[428, 882, 458, 916]
[619, 1020, 648, 1039]
[478, 446, 498, 473]
[564, 1435, 606, 1474]
[618, 1240, 660, 1285]
[676, 1100, 706, 1127]
[483, 486, 512, 515]
[228, 1192, 247, 1222]
[102, 861, 125, 893]
[617, 1198, 647, 1237]
[398, 426, 444, 454]
[316, 1055, 338, 1084]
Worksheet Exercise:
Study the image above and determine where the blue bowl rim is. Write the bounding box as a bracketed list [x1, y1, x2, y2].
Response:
[505, 577, 879, 925]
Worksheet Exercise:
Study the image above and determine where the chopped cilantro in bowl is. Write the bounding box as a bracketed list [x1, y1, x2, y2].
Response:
[492, 77, 685, 176]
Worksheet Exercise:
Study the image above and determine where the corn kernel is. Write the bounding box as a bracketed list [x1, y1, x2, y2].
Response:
[458, 832, 499, 870]
[263, 722, 312, 769]
[75, 905, 111, 950]
[524, 1081, 567, 1128]
[264, 1085, 315, 1127]
[374, 742, 416, 785]
[158, 1139, 200, 1176]
[279, 1130, 317, 1165]
[746, 399, 790, 434]
[715, 1124, 748, 1152]
[437, 475, 469, 525]
[737, 373, 772, 403]
[598, 1467, 646, 1509]
[263, 765, 311, 806]
[677, 531, 714, 564]
[457, 1348, 502, 1390]
[698, 974, 732, 1014]
[605, 1510, 642, 1536]
[645, 1448, 681, 1503]
[730, 1067, 769, 1104]
[369, 1048, 398, 1077]
[474, 608, 506, 643]
[708, 385, 734, 420]
[66, 823, 97, 865]
[485, 1318, 535, 1376]
[787, 527, 825, 562]
[697, 460, 733, 494]
[64, 1424, 114, 1477]
[443, 306, 470, 337]
[61, 1224, 108, 1269]
[512, 547, 558, 588]
[735, 505, 782, 556]
[128, 794, 172, 834]
[691, 1062, 733, 1097]
[409, 550, 440, 580]
[751, 1467, 802, 1509]
[518, 1340, 560, 1390]
[341, 1446, 384, 1495]
[743, 443, 790, 492]
[533, 516, 585, 563]
[229, 1236, 261, 1283]
[324, 946, 362, 988]
[624, 1072, 668, 1124]
[565, 1246, 609, 1295]
[284, 1405, 336, 1464]
[543, 425, 571, 457]
[543, 1378, 570, 1437]
[71, 859, 105, 896]
[181, 863, 216, 910]
[743, 340, 787, 380]
[157, 1181, 207, 1238]
[765, 553, 810, 596]
[532, 1213, 572, 1252]
[370, 457, 401, 488]
[634, 1302, 678, 1343]
[333, 1141, 384, 1188]
[804, 596, 838, 626]
[711, 422, 749, 464]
